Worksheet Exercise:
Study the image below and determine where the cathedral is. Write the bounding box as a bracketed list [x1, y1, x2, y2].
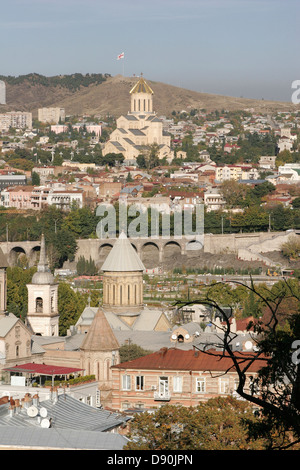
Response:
[102, 76, 174, 164]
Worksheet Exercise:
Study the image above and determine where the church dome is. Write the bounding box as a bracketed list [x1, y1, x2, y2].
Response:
[32, 270, 54, 285]
[129, 76, 154, 95]
[101, 231, 145, 272]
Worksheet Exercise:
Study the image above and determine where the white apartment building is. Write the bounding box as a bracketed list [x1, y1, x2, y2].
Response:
[38, 107, 65, 124]
[204, 187, 226, 211]
[47, 189, 84, 210]
[0, 81, 5, 105]
[31, 186, 84, 210]
[0, 112, 32, 130]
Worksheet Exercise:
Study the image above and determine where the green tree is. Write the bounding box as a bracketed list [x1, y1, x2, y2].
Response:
[124, 398, 267, 450]
[119, 343, 153, 363]
[58, 283, 86, 335]
[31, 171, 40, 185]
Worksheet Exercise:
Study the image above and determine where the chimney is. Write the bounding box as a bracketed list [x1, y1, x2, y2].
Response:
[23, 393, 32, 409]
[33, 394, 39, 407]
[15, 399, 21, 414]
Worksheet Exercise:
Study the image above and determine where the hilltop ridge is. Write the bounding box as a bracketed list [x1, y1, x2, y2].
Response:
[0, 73, 298, 118]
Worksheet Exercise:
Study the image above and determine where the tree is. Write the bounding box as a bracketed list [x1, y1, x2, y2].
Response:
[124, 398, 267, 450]
[179, 278, 300, 449]
[31, 171, 40, 185]
[119, 343, 152, 363]
[220, 180, 248, 208]
[281, 235, 300, 260]
[58, 283, 86, 335]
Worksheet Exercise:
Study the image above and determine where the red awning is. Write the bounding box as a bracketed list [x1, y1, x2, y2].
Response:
[4, 363, 84, 376]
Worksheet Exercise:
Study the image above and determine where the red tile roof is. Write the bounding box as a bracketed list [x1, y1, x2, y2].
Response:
[4, 363, 84, 376]
[113, 348, 266, 372]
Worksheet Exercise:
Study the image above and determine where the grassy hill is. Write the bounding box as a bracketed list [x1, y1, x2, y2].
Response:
[0, 73, 298, 118]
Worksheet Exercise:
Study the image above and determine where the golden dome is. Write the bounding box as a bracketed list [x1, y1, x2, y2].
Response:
[129, 76, 154, 95]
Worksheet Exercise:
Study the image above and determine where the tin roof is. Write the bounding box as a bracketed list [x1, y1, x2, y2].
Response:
[112, 347, 267, 372]
[101, 231, 145, 272]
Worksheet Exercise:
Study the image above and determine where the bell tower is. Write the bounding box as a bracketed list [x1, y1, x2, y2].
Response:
[26, 234, 59, 336]
[129, 75, 154, 114]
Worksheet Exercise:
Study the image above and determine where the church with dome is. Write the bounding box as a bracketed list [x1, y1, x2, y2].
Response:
[102, 76, 174, 164]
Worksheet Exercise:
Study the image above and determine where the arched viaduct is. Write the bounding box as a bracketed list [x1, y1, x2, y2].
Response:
[0, 237, 203, 268]
[77, 236, 203, 268]
[0, 231, 293, 268]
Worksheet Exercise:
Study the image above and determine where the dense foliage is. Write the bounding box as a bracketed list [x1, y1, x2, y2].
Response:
[0, 72, 110, 91]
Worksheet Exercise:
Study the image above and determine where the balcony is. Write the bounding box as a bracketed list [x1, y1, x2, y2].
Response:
[154, 391, 171, 401]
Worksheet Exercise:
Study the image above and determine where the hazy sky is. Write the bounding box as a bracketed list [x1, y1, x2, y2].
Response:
[0, 0, 299, 102]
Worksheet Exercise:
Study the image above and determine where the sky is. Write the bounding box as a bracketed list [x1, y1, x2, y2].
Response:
[0, 0, 299, 102]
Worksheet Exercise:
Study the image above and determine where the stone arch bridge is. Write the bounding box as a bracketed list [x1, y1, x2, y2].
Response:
[77, 236, 203, 268]
[0, 237, 203, 268]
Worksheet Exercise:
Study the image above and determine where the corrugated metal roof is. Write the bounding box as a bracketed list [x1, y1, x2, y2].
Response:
[0, 394, 129, 450]
[0, 426, 127, 450]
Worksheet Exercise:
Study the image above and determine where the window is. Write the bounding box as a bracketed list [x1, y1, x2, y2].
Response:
[219, 378, 229, 394]
[135, 375, 144, 391]
[196, 377, 205, 393]
[173, 376, 182, 393]
[122, 374, 131, 391]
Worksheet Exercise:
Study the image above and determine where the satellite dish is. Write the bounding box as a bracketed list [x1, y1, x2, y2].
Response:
[171, 334, 177, 340]
[195, 331, 200, 336]
[27, 405, 38, 417]
[41, 418, 50, 428]
[40, 407, 48, 418]
[185, 334, 190, 339]
[244, 340, 253, 350]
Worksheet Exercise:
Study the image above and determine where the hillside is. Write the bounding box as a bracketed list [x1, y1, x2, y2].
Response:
[0, 73, 299, 118]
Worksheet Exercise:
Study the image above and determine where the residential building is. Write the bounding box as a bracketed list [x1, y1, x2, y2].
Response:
[0, 174, 27, 190]
[38, 107, 65, 124]
[204, 187, 226, 211]
[47, 188, 84, 210]
[1, 186, 34, 209]
[111, 347, 265, 411]
[0, 80, 5, 105]
[0, 112, 32, 130]
[259, 156, 276, 170]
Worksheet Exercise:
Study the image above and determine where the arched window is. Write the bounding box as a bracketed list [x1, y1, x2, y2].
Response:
[35, 297, 43, 313]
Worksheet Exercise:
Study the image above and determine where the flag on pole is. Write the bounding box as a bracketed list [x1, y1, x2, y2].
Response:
[117, 52, 124, 60]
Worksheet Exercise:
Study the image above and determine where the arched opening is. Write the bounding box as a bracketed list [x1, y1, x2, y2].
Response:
[29, 246, 41, 267]
[141, 242, 159, 269]
[177, 334, 184, 343]
[35, 297, 43, 313]
[186, 239, 203, 251]
[98, 243, 113, 264]
[164, 241, 181, 262]
[9, 247, 26, 266]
